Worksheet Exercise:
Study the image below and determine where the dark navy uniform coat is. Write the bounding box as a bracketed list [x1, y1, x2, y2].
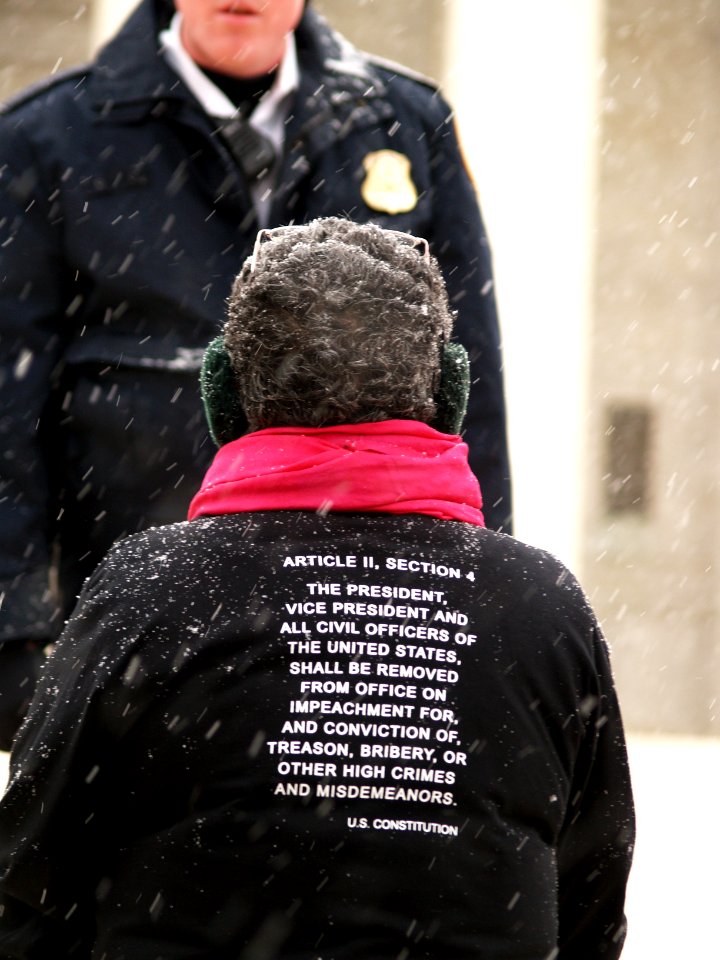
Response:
[0, 0, 511, 650]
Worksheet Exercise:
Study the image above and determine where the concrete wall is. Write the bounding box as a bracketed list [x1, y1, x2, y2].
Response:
[583, 0, 720, 734]
[0, 0, 91, 100]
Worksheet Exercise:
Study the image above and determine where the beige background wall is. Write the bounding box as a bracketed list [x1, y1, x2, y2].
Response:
[0, 0, 90, 101]
[584, 0, 720, 734]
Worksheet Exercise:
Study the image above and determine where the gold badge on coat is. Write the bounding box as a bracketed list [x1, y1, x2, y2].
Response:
[361, 149, 418, 215]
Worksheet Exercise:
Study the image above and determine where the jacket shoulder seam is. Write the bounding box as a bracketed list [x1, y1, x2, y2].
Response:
[0, 63, 91, 115]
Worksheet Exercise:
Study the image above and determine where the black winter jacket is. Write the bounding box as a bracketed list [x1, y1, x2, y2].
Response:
[0, 0, 510, 649]
[0, 512, 634, 959]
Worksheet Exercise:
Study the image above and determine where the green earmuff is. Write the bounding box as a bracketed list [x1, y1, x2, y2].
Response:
[430, 340, 470, 436]
[200, 336, 247, 448]
[200, 335, 470, 447]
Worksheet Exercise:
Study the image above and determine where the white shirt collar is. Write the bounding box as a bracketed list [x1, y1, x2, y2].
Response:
[159, 12, 298, 145]
[159, 13, 299, 228]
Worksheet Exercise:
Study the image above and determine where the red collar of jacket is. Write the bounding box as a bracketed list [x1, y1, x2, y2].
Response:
[188, 420, 485, 527]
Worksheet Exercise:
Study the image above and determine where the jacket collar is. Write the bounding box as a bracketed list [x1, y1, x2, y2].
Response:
[87, 0, 181, 115]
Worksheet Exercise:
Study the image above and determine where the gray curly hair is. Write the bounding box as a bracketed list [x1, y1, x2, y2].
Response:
[224, 217, 454, 430]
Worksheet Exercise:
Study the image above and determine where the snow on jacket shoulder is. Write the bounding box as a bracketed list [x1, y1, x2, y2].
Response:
[0, 512, 633, 959]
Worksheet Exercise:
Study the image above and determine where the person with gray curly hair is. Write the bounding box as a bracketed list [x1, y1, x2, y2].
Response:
[0, 219, 633, 960]
[225, 217, 453, 430]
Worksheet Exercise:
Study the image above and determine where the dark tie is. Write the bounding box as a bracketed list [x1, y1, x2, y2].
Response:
[216, 116, 276, 182]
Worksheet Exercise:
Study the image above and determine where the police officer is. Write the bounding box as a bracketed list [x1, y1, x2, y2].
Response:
[0, 0, 511, 746]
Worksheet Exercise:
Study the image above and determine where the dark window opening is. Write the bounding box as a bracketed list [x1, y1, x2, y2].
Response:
[604, 404, 652, 515]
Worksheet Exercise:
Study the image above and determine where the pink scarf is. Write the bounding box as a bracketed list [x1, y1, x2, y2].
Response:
[188, 420, 484, 526]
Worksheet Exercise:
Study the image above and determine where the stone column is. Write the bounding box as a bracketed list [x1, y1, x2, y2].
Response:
[444, 0, 603, 569]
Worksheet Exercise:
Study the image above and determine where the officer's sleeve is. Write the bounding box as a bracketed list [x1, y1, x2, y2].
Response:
[557, 625, 635, 959]
[425, 99, 512, 533]
[0, 116, 67, 650]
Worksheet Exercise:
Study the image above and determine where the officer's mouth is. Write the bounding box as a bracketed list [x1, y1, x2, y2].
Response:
[218, 2, 261, 20]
